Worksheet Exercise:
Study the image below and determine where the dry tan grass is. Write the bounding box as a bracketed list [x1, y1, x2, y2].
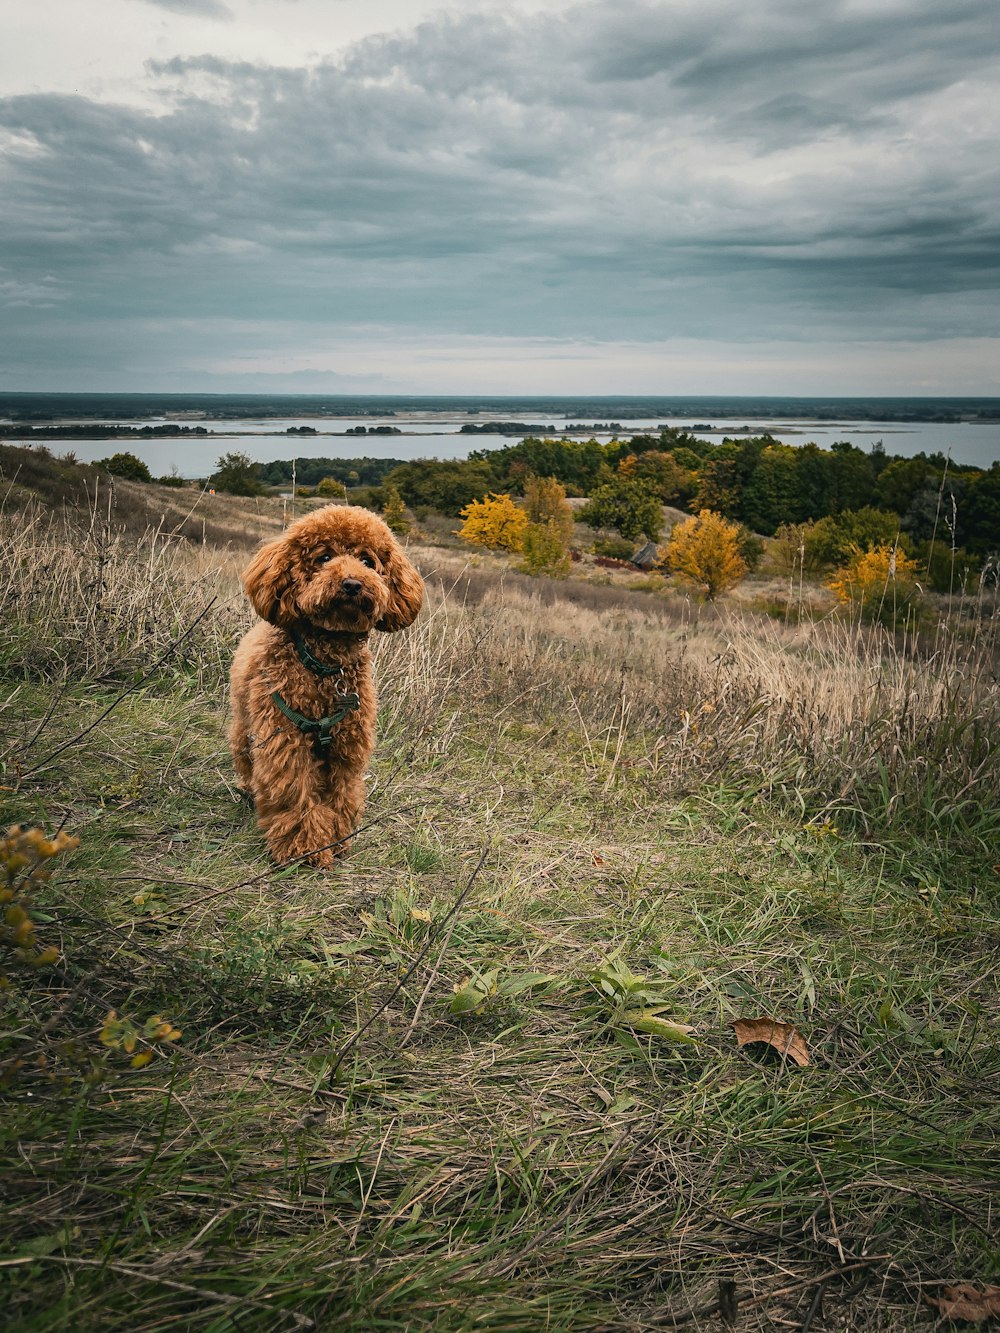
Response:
[378, 543, 1000, 847]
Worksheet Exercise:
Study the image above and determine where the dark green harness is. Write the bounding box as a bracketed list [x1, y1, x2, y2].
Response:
[271, 628, 362, 757]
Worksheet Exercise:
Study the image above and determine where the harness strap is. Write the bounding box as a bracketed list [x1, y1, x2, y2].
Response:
[291, 628, 348, 679]
[271, 688, 361, 756]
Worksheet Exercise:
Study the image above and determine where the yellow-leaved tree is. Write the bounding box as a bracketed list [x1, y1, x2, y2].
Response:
[457, 493, 528, 553]
[827, 544, 920, 624]
[665, 509, 747, 600]
[524, 474, 574, 539]
[521, 474, 573, 575]
[382, 484, 411, 535]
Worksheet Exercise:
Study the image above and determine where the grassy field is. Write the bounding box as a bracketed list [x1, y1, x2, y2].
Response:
[1, 477, 998, 1331]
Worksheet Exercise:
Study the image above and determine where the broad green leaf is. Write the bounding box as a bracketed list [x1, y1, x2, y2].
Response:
[623, 1009, 697, 1043]
[500, 971, 560, 996]
[321, 940, 369, 957]
[449, 985, 487, 1015]
[449, 968, 499, 1015]
[13, 1226, 79, 1258]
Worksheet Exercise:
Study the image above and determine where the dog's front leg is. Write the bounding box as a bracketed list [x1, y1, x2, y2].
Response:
[252, 731, 345, 868]
[320, 761, 366, 858]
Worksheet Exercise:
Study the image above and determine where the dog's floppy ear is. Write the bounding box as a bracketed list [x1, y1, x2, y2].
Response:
[376, 546, 424, 633]
[242, 536, 298, 626]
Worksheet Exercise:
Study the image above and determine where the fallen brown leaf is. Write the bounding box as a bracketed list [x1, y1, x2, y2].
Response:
[926, 1284, 1000, 1324]
[732, 1018, 810, 1067]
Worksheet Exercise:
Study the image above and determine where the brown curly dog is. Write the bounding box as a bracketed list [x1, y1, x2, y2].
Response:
[230, 504, 423, 867]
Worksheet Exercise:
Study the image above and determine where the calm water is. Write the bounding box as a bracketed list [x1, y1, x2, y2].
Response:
[5, 413, 998, 478]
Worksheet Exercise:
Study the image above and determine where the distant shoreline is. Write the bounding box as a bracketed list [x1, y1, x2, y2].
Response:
[2, 392, 999, 428]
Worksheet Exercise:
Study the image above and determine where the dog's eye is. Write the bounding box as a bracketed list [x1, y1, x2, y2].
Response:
[316, 552, 333, 565]
[359, 554, 376, 569]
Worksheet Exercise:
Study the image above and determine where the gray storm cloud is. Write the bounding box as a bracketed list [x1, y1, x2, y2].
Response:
[0, 0, 997, 385]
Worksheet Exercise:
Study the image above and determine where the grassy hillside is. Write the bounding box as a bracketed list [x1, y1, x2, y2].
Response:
[1, 478, 998, 1331]
[0, 441, 288, 548]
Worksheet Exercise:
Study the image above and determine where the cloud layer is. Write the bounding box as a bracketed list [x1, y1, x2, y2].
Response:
[2, 0, 998, 390]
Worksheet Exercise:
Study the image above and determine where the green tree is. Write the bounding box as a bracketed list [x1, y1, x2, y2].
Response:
[694, 443, 743, 518]
[621, 451, 692, 505]
[876, 456, 938, 516]
[579, 473, 662, 542]
[828, 441, 877, 513]
[735, 523, 765, 572]
[659, 427, 712, 460]
[964, 463, 1000, 555]
[484, 436, 608, 494]
[772, 522, 827, 577]
[740, 443, 801, 535]
[665, 445, 705, 471]
[919, 539, 982, 594]
[385, 459, 498, 515]
[210, 452, 266, 496]
[794, 443, 834, 521]
[97, 452, 152, 483]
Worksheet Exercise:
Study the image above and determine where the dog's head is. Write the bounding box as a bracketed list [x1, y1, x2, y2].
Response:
[242, 505, 424, 635]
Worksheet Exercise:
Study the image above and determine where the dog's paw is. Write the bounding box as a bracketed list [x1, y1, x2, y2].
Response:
[268, 837, 349, 869]
[303, 848, 336, 869]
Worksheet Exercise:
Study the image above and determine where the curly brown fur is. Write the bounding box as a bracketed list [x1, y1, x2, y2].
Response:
[230, 505, 423, 867]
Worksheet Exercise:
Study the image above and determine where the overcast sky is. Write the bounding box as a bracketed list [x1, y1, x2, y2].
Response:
[1, 0, 998, 394]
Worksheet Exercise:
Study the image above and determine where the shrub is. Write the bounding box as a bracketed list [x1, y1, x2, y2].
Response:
[592, 535, 636, 560]
[827, 544, 921, 624]
[1, 824, 77, 981]
[382, 485, 411, 535]
[919, 540, 983, 595]
[772, 522, 827, 577]
[736, 523, 765, 572]
[317, 476, 347, 499]
[210, 452, 266, 497]
[457, 493, 528, 553]
[809, 507, 905, 569]
[351, 486, 386, 512]
[521, 521, 571, 577]
[96, 452, 152, 483]
[665, 509, 748, 600]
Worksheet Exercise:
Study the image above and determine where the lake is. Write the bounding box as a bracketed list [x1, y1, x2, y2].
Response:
[4, 412, 998, 478]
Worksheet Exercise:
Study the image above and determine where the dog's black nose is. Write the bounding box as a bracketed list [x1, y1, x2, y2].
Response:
[341, 578, 362, 597]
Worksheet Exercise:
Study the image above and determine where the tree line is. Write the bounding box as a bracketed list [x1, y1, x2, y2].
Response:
[370, 430, 997, 557]
[96, 427, 999, 563]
